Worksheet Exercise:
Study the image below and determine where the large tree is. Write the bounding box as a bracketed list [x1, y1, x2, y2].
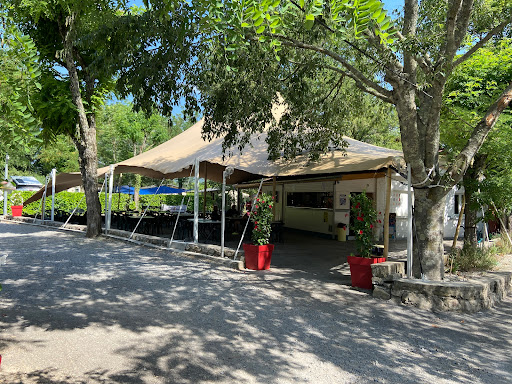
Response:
[161, 0, 511, 280]
[7, 0, 128, 237]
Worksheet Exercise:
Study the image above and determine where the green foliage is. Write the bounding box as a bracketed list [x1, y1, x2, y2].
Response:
[448, 244, 498, 273]
[248, 193, 274, 245]
[442, 39, 512, 219]
[0, 8, 42, 151]
[198, 0, 396, 61]
[36, 135, 80, 174]
[96, 103, 184, 167]
[350, 191, 377, 257]
[16, 190, 220, 217]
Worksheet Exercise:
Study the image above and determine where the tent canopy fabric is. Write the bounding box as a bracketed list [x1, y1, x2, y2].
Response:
[25, 117, 402, 205]
[112, 118, 402, 184]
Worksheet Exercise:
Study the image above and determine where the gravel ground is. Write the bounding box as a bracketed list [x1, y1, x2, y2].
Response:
[0, 221, 511, 384]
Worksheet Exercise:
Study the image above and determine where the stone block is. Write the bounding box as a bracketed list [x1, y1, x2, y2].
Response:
[373, 285, 391, 300]
[371, 261, 405, 279]
[400, 291, 433, 311]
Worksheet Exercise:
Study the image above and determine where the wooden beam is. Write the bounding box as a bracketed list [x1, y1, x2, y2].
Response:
[383, 167, 392, 258]
[452, 194, 465, 249]
[272, 176, 277, 220]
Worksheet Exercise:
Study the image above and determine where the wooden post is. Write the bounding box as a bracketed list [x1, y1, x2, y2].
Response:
[452, 194, 465, 249]
[203, 162, 207, 218]
[272, 176, 277, 220]
[383, 167, 392, 258]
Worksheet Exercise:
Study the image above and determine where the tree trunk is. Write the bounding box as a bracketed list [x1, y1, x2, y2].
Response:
[412, 188, 446, 280]
[60, 13, 102, 237]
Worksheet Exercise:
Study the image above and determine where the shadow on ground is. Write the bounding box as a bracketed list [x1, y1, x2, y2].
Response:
[0, 223, 511, 384]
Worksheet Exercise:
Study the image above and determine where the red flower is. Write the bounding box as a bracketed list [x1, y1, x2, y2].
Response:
[357, 216, 363, 221]
[379, 212, 382, 215]
[269, 205, 272, 208]
[378, 220, 382, 223]
[255, 205, 259, 209]
[370, 224, 374, 229]
[358, 230, 363, 234]
[254, 221, 258, 225]
[256, 198, 260, 202]
[355, 203, 361, 209]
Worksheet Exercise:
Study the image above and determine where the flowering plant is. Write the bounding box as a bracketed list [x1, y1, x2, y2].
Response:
[350, 191, 377, 258]
[9, 191, 23, 206]
[249, 193, 274, 246]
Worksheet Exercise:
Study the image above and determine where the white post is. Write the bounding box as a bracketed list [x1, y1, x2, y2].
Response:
[221, 167, 234, 258]
[193, 158, 199, 244]
[407, 164, 413, 279]
[51, 168, 56, 221]
[106, 165, 114, 231]
[104, 173, 109, 228]
[3, 154, 9, 216]
[42, 175, 48, 221]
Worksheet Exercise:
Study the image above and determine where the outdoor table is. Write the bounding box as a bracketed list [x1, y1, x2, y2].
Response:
[127, 215, 157, 235]
[187, 218, 221, 243]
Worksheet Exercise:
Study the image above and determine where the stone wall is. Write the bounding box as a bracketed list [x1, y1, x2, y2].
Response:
[371, 261, 512, 313]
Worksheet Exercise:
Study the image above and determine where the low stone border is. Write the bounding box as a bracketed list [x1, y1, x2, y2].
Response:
[2, 216, 244, 270]
[372, 261, 512, 312]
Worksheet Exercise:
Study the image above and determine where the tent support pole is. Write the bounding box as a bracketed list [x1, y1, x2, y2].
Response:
[407, 165, 413, 278]
[169, 165, 195, 247]
[106, 165, 114, 231]
[62, 177, 106, 228]
[272, 176, 277, 220]
[129, 178, 165, 239]
[3, 154, 8, 216]
[42, 174, 49, 221]
[452, 194, 465, 249]
[117, 173, 123, 211]
[383, 167, 391, 259]
[193, 158, 199, 244]
[104, 173, 108, 226]
[203, 163, 207, 218]
[221, 167, 234, 258]
[234, 178, 264, 261]
[51, 168, 56, 221]
[61, 194, 86, 228]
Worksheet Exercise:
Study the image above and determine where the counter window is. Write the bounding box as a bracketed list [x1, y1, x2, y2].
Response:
[286, 192, 333, 209]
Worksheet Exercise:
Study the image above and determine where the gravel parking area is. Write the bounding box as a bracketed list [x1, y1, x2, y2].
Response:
[0, 221, 511, 384]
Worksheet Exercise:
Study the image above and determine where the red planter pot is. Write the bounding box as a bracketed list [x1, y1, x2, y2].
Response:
[11, 205, 23, 217]
[347, 255, 386, 290]
[243, 243, 275, 270]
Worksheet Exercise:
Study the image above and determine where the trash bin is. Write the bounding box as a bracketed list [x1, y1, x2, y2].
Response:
[337, 223, 347, 242]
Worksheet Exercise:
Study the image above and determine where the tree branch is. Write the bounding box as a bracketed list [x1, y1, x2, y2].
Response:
[322, 64, 394, 103]
[442, 80, 512, 188]
[453, 17, 512, 68]
[273, 34, 393, 101]
[443, 0, 464, 61]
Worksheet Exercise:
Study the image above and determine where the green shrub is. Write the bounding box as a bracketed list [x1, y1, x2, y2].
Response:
[448, 244, 498, 273]
[491, 232, 512, 255]
[10, 190, 222, 216]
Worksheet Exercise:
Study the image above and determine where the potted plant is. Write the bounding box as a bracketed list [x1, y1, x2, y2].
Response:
[347, 191, 386, 289]
[243, 193, 274, 270]
[10, 191, 24, 217]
